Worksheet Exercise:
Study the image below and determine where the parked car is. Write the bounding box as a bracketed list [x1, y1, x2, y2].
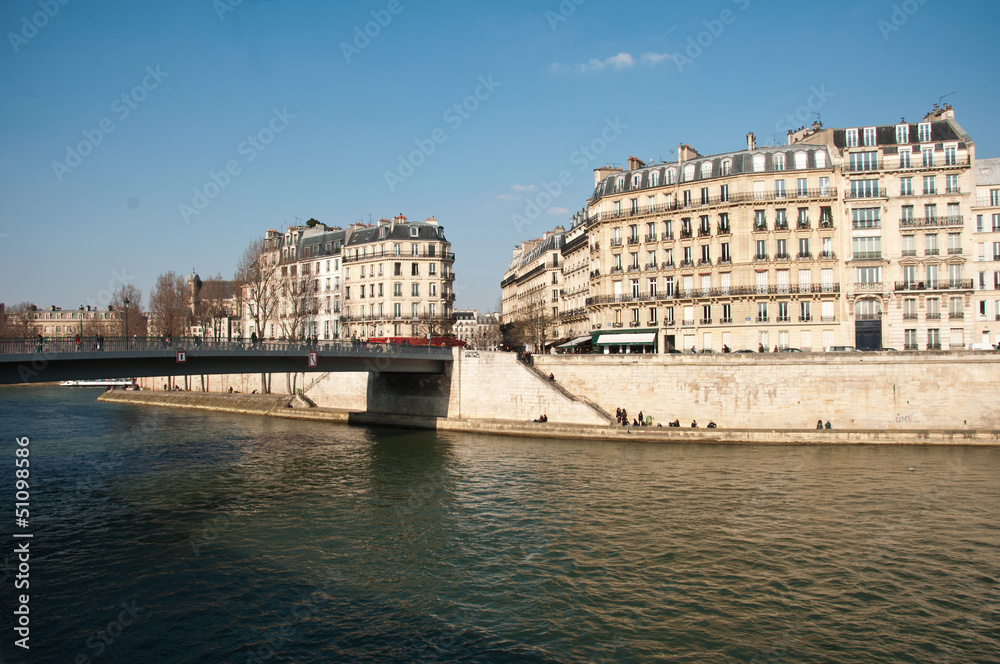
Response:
[779, 347, 803, 352]
[732, 349, 756, 354]
[824, 345, 857, 352]
[697, 349, 714, 354]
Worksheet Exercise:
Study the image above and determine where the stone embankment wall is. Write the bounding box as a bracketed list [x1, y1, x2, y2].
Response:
[532, 352, 1000, 431]
[135, 371, 369, 410]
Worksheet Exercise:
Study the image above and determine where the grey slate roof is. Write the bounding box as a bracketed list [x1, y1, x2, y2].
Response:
[975, 158, 1000, 186]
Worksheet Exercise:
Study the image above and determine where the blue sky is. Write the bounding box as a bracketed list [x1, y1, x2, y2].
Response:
[2, 0, 999, 314]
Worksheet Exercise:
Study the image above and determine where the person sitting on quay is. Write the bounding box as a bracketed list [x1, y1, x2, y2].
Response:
[637, 410, 644, 425]
[669, 419, 681, 427]
[817, 419, 824, 429]
[548, 373, 555, 382]
[825, 420, 832, 429]
[707, 421, 718, 429]
[533, 414, 548, 423]
[722, 344, 730, 353]
[691, 420, 698, 428]
[758, 343, 765, 353]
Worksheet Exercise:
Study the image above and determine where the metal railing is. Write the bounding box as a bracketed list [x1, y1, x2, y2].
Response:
[894, 280, 973, 291]
[899, 215, 964, 229]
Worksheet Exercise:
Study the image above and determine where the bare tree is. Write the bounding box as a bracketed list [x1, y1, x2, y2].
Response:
[111, 284, 145, 337]
[277, 269, 315, 340]
[508, 292, 557, 352]
[148, 271, 189, 337]
[194, 274, 235, 341]
[235, 238, 279, 339]
[2, 302, 35, 337]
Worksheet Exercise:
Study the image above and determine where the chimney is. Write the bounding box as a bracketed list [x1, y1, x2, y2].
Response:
[747, 132, 756, 151]
[627, 155, 645, 170]
[593, 165, 623, 187]
[677, 144, 700, 163]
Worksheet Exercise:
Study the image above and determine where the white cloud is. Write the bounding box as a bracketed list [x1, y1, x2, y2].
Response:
[547, 207, 570, 216]
[511, 184, 537, 192]
[550, 51, 672, 74]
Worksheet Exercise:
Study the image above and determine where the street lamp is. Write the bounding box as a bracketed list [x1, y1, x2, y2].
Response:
[123, 297, 129, 341]
[78, 305, 84, 349]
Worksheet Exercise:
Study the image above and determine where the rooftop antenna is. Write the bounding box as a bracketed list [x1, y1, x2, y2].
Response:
[813, 111, 822, 127]
[938, 90, 956, 106]
[290, 216, 302, 226]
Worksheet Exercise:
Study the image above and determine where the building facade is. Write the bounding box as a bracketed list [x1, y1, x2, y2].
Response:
[504, 105, 990, 353]
[500, 228, 565, 351]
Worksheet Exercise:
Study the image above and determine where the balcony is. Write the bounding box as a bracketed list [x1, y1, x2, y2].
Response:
[776, 316, 790, 323]
[902, 249, 917, 256]
[698, 228, 712, 237]
[926, 313, 941, 320]
[590, 269, 601, 279]
[718, 257, 732, 265]
[698, 258, 712, 266]
[680, 229, 693, 239]
[946, 187, 962, 194]
[717, 225, 731, 236]
[925, 248, 940, 255]
[756, 316, 769, 323]
[899, 215, 964, 229]
[662, 232, 674, 241]
[821, 315, 836, 322]
[853, 282, 884, 292]
[645, 234, 657, 243]
[949, 311, 964, 319]
[894, 280, 974, 291]
[628, 265, 641, 272]
[663, 261, 675, 268]
[610, 266, 623, 274]
[852, 252, 881, 260]
[629, 320, 641, 327]
[948, 247, 963, 255]
[857, 313, 882, 320]
[682, 319, 695, 327]
[612, 322, 624, 328]
[903, 313, 918, 320]
[645, 262, 658, 271]
[627, 237, 640, 245]
[775, 222, 789, 231]
[610, 238, 623, 247]
[797, 220, 811, 230]
[797, 252, 812, 260]
[799, 315, 813, 322]
[819, 251, 837, 260]
[754, 254, 769, 262]
[819, 218, 834, 229]
[928, 342, 942, 350]
[774, 253, 790, 261]
[753, 223, 768, 232]
[680, 259, 694, 268]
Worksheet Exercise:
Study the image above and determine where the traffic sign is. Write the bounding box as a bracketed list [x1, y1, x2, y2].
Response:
[176, 350, 187, 363]
[308, 351, 317, 367]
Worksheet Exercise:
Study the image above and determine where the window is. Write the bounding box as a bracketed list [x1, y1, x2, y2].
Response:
[946, 173, 959, 193]
[719, 213, 730, 233]
[700, 187, 710, 204]
[412, 303, 420, 317]
[757, 302, 769, 322]
[900, 177, 913, 196]
[798, 238, 810, 258]
[896, 124, 909, 144]
[926, 264, 939, 287]
[903, 298, 917, 319]
[683, 163, 695, 181]
[721, 160, 732, 175]
[927, 328, 940, 350]
[815, 151, 826, 168]
[797, 207, 809, 227]
[775, 179, 786, 197]
[850, 179, 880, 198]
[411, 263, 419, 276]
[846, 128, 858, 148]
[776, 238, 788, 259]
[753, 154, 765, 172]
[719, 184, 729, 202]
[904, 329, 918, 350]
[902, 235, 915, 255]
[393, 282, 402, 296]
[925, 233, 939, 255]
[754, 210, 766, 230]
[918, 123, 931, 142]
[666, 169, 676, 184]
[777, 301, 789, 322]
[721, 303, 732, 323]
[800, 301, 812, 322]
[649, 307, 657, 323]
[430, 283, 437, 296]
[649, 171, 659, 187]
[944, 145, 957, 166]
[664, 276, 675, 296]
[852, 208, 880, 229]
[901, 205, 914, 222]
[796, 178, 808, 196]
[720, 242, 731, 263]
[429, 263, 437, 275]
[394, 262, 402, 276]
[774, 154, 785, 171]
[699, 215, 711, 235]
[922, 148, 934, 168]
[755, 239, 767, 260]
[863, 127, 876, 146]
[992, 189, 1000, 207]
[648, 278, 657, 297]
[856, 266, 881, 284]
[849, 151, 878, 171]
[630, 198, 638, 214]
[794, 152, 807, 170]
[682, 190, 692, 207]
[923, 175, 936, 194]
[852, 236, 881, 259]
[925, 204, 937, 222]
[632, 173, 641, 188]
[629, 224, 639, 241]
[819, 177, 830, 195]
[821, 236, 832, 257]
[700, 244, 711, 264]
[410, 227, 419, 237]
[948, 233, 962, 255]
[700, 162, 712, 178]
[702, 304, 712, 324]
[994, 213, 1000, 231]
[899, 150, 911, 168]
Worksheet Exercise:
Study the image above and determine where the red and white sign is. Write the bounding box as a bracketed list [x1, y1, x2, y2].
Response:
[308, 351, 317, 367]
[176, 350, 187, 363]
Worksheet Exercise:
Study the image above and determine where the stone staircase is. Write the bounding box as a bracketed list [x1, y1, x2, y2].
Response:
[518, 358, 615, 424]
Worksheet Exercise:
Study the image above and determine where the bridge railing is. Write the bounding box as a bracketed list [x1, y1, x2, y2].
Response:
[0, 336, 453, 357]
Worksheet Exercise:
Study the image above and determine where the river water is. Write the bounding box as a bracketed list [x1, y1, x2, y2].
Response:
[1, 386, 998, 663]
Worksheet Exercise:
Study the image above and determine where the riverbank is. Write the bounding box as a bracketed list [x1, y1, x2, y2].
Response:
[97, 390, 1000, 446]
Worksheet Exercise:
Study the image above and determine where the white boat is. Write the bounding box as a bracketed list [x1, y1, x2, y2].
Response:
[60, 378, 135, 387]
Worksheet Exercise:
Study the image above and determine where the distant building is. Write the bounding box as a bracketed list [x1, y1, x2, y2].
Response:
[500, 227, 565, 351]
[970, 157, 1000, 347]
[453, 309, 501, 349]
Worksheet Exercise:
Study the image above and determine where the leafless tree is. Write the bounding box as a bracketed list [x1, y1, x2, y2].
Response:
[111, 284, 145, 337]
[2, 302, 35, 337]
[194, 274, 236, 340]
[235, 238, 279, 339]
[508, 291, 557, 352]
[277, 269, 315, 340]
[148, 271, 189, 337]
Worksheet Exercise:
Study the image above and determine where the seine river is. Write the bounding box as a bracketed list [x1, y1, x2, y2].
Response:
[1, 387, 998, 663]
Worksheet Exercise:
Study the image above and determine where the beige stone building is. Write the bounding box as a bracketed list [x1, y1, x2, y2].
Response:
[505, 104, 988, 353]
[970, 157, 1000, 347]
[248, 215, 455, 341]
[500, 228, 565, 351]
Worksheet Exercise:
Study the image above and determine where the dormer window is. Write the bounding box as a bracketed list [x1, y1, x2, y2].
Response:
[683, 163, 695, 181]
[631, 174, 641, 188]
[773, 154, 785, 171]
[379, 227, 387, 238]
[616, 177, 625, 191]
[700, 161, 712, 178]
[649, 170, 659, 187]
[752, 154, 766, 172]
[896, 124, 909, 144]
[846, 128, 858, 148]
[410, 226, 419, 237]
[863, 127, 876, 146]
[666, 169, 676, 184]
[918, 122, 931, 142]
[815, 151, 827, 168]
[794, 151, 807, 169]
[721, 160, 732, 176]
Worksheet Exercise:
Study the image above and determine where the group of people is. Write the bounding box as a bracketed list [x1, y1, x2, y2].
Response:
[666, 419, 718, 428]
[617, 407, 719, 430]
[816, 419, 833, 429]
[533, 414, 548, 423]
